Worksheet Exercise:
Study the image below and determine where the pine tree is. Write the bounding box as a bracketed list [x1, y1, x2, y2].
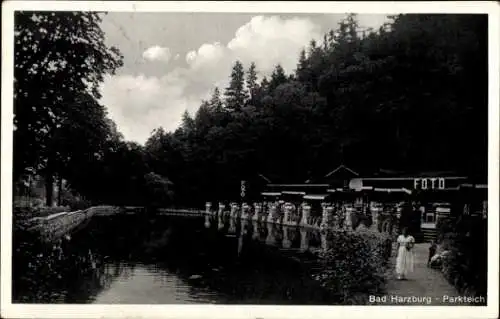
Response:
[269, 64, 288, 92]
[308, 39, 318, 56]
[296, 48, 309, 83]
[194, 101, 213, 134]
[181, 110, 195, 133]
[224, 60, 248, 111]
[246, 62, 258, 101]
[334, 13, 360, 47]
[261, 76, 270, 90]
[327, 30, 336, 50]
[323, 34, 328, 51]
[210, 87, 224, 112]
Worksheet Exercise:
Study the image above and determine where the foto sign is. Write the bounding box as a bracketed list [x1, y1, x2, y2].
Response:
[413, 178, 445, 190]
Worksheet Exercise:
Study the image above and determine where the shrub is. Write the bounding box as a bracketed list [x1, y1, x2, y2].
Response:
[312, 229, 392, 304]
[60, 194, 92, 211]
[436, 215, 487, 301]
[12, 229, 101, 303]
[13, 197, 44, 208]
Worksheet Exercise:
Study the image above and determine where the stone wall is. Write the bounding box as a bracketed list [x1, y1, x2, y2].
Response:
[27, 206, 112, 243]
[26, 206, 208, 243]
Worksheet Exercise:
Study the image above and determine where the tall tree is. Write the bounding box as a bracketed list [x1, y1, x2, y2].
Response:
[209, 87, 224, 112]
[14, 11, 123, 205]
[246, 62, 258, 102]
[181, 110, 195, 133]
[224, 60, 248, 111]
[296, 48, 309, 83]
[268, 64, 288, 92]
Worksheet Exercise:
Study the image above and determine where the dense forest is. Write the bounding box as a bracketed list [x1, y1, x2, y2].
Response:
[13, 13, 488, 208]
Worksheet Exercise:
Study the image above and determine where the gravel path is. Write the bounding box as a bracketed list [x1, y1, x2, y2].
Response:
[372, 243, 468, 306]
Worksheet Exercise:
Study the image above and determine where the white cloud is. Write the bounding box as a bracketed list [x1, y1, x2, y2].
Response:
[142, 45, 172, 62]
[102, 15, 387, 144]
[100, 73, 200, 144]
[185, 42, 226, 70]
[226, 15, 321, 73]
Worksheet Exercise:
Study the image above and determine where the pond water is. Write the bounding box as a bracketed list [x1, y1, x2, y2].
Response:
[12, 214, 338, 304]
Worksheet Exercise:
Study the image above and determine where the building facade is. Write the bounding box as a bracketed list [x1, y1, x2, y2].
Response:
[258, 166, 487, 241]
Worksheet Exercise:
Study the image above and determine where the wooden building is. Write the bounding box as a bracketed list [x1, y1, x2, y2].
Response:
[258, 166, 487, 240]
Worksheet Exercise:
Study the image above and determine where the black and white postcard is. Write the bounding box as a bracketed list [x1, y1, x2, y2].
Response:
[1, 1, 499, 319]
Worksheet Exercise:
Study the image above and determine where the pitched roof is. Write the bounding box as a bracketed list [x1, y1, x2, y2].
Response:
[257, 173, 272, 183]
[324, 165, 359, 178]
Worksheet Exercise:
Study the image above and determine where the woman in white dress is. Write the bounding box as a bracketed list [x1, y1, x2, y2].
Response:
[395, 227, 415, 280]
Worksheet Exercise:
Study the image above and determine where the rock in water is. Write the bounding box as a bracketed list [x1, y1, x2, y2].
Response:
[189, 274, 202, 280]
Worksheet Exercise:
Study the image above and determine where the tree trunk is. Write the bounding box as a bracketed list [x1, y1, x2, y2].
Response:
[45, 172, 54, 207]
[58, 176, 63, 206]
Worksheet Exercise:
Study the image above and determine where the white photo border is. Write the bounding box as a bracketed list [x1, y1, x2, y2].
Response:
[1, 1, 499, 319]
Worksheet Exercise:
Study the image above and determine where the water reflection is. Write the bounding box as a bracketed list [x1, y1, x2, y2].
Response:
[218, 216, 225, 230]
[282, 228, 292, 249]
[92, 263, 217, 304]
[228, 218, 237, 234]
[13, 215, 335, 304]
[300, 229, 309, 252]
[204, 215, 211, 228]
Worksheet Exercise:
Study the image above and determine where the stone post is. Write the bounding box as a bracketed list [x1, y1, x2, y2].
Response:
[321, 232, 329, 251]
[218, 202, 225, 217]
[320, 202, 328, 230]
[282, 203, 288, 225]
[205, 202, 212, 215]
[241, 203, 250, 220]
[371, 202, 379, 231]
[204, 214, 211, 228]
[283, 203, 292, 226]
[230, 202, 238, 219]
[253, 202, 262, 222]
[344, 205, 352, 230]
[267, 204, 276, 223]
[301, 203, 311, 226]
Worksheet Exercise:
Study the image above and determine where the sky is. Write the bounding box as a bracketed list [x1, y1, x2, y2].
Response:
[98, 13, 391, 144]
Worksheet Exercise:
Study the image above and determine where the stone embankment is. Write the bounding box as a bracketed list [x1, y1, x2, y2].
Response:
[24, 206, 205, 243]
[26, 206, 119, 242]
